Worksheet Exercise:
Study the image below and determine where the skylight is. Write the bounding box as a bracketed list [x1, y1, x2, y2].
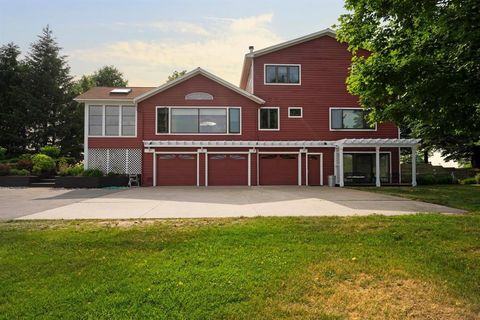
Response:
[110, 88, 132, 94]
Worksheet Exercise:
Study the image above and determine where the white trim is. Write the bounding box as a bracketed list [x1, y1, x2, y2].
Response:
[248, 153, 251, 186]
[153, 153, 157, 187]
[247, 28, 336, 57]
[375, 146, 381, 187]
[205, 153, 208, 187]
[306, 152, 323, 186]
[288, 107, 303, 118]
[264, 64, 301, 86]
[411, 146, 417, 187]
[155, 106, 242, 136]
[87, 104, 138, 138]
[258, 107, 280, 131]
[84, 104, 89, 169]
[134, 67, 265, 104]
[329, 107, 377, 132]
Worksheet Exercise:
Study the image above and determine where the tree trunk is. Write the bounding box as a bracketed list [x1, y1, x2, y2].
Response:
[472, 146, 480, 169]
[423, 150, 429, 164]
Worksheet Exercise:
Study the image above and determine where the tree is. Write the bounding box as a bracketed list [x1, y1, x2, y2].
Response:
[0, 43, 28, 155]
[91, 65, 128, 87]
[337, 0, 480, 167]
[167, 70, 187, 82]
[23, 26, 75, 152]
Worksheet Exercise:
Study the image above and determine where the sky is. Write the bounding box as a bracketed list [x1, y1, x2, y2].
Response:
[0, 0, 347, 86]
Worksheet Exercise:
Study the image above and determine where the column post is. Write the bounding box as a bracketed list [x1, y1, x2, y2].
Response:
[411, 145, 417, 187]
[339, 146, 344, 187]
[375, 146, 381, 187]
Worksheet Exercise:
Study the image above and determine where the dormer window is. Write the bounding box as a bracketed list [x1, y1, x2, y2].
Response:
[265, 64, 300, 85]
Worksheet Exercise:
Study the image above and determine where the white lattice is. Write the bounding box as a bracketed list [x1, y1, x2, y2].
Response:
[88, 149, 108, 172]
[127, 149, 142, 174]
[88, 148, 142, 174]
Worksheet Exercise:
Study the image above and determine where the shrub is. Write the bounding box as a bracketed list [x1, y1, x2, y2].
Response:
[16, 159, 33, 171]
[31, 154, 56, 175]
[0, 147, 6, 160]
[417, 173, 453, 185]
[10, 169, 30, 176]
[59, 163, 84, 176]
[82, 168, 104, 177]
[0, 163, 10, 176]
[18, 153, 32, 161]
[40, 146, 61, 159]
[476, 173, 480, 184]
[460, 177, 477, 185]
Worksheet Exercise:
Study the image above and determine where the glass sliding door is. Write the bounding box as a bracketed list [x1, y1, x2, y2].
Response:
[343, 153, 390, 185]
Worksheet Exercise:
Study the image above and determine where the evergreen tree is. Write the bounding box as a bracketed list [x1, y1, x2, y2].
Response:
[24, 26, 74, 152]
[0, 43, 28, 155]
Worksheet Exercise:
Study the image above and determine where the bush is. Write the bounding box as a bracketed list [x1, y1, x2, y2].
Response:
[31, 154, 56, 175]
[0, 147, 6, 160]
[82, 168, 104, 177]
[18, 153, 32, 161]
[0, 163, 11, 176]
[40, 146, 61, 159]
[59, 163, 84, 176]
[10, 169, 30, 176]
[417, 173, 454, 185]
[460, 177, 477, 185]
[16, 159, 33, 171]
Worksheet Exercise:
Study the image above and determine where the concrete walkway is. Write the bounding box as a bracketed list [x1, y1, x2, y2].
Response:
[0, 186, 464, 220]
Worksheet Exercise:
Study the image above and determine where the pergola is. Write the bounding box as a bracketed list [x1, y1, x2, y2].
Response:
[335, 138, 421, 187]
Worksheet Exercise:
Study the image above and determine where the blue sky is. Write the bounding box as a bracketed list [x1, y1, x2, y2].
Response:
[0, 0, 347, 86]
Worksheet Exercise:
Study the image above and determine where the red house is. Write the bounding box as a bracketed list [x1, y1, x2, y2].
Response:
[75, 29, 419, 187]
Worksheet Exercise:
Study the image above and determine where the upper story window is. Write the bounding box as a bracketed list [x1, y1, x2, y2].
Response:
[265, 64, 300, 85]
[156, 107, 241, 135]
[259, 107, 279, 130]
[288, 107, 303, 118]
[330, 108, 376, 130]
[88, 105, 136, 137]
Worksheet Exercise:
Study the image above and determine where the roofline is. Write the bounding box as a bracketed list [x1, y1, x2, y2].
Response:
[246, 28, 337, 58]
[73, 98, 135, 103]
[134, 67, 265, 104]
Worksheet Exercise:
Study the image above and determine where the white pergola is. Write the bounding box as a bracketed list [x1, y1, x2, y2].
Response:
[335, 138, 420, 187]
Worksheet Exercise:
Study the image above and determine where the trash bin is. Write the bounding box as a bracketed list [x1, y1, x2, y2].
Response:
[328, 175, 336, 187]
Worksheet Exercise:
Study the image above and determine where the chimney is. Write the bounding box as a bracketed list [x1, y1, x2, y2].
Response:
[249, 45, 254, 53]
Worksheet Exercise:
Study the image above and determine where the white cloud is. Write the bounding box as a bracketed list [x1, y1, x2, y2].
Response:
[69, 13, 282, 86]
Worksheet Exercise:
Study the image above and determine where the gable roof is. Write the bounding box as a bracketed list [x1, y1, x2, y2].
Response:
[239, 28, 337, 88]
[74, 87, 154, 102]
[134, 67, 265, 104]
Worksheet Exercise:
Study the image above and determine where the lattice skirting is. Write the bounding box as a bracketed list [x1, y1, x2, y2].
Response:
[87, 148, 142, 174]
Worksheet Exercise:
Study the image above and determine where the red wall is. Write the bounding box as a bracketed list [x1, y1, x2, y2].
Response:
[251, 36, 399, 141]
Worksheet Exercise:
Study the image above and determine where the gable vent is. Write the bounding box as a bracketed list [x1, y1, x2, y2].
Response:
[185, 92, 213, 100]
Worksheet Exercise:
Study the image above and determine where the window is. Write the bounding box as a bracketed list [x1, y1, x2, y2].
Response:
[88, 104, 136, 137]
[330, 108, 375, 130]
[157, 107, 169, 133]
[121, 106, 136, 136]
[288, 107, 302, 118]
[265, 65, 300, 84]
[229, 108, 240, 133]
[259, 108, 279, 130]
[156, 107, 241, 134]
[88, 105, 103, 136]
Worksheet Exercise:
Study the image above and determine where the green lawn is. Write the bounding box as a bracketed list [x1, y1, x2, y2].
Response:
[1, 214, 480, 319]
[351, 184, 480, 211]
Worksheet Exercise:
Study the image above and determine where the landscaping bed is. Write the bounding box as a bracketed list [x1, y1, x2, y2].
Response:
[55, 175, 129, 188]
[0, 175, 39, 187]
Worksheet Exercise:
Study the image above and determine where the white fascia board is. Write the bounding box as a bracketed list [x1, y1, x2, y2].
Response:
[134, 67, 265, 105]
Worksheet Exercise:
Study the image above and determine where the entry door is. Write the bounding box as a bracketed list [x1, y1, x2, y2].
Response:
[307, 154, 323, 186]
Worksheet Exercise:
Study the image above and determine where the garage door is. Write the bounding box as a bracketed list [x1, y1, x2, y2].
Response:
[208, 154, 248, 186]
[307, 154, 323, 186]
[259, 154, 298, 185]
[157, 154, 197, 186]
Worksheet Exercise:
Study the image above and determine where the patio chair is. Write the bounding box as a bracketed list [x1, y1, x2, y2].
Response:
[128, 174, 140, 187]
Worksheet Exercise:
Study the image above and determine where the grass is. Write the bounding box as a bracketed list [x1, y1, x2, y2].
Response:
[1, 215, 480, 319]
[351, 184, 480, 211]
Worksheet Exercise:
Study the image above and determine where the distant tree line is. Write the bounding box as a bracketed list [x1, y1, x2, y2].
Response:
[0, 26, 128, 159]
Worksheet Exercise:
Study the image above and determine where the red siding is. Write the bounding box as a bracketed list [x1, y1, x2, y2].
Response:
[252, 36, 399, 141]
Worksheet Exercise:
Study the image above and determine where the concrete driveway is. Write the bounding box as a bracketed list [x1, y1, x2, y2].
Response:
[0, 186, 464, 220]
